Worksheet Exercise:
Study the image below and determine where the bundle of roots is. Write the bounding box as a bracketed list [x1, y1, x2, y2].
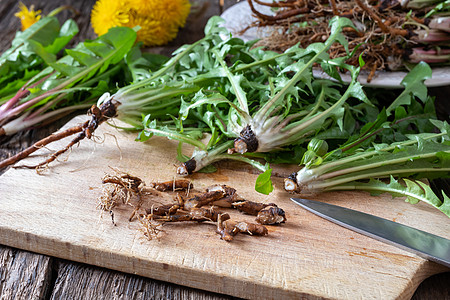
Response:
[246, 0, 450, 81]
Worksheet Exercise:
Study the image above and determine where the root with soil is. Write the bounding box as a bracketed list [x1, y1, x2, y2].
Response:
[245, 0, 447, 82]
[0, 98, 120, 171]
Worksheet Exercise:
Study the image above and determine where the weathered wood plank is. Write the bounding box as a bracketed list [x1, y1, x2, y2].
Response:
[0, 246, 53, 300]
[412, 272, 450, 300]
[50, 260, 232, 300]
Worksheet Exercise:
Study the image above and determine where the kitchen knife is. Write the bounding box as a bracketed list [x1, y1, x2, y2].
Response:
[291, 197, 450, 268]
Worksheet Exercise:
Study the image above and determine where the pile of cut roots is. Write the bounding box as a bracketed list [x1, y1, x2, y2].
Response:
[97, 169, 287, 242]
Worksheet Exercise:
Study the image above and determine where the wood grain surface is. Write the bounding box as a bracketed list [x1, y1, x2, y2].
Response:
[0, 0, 449, 299]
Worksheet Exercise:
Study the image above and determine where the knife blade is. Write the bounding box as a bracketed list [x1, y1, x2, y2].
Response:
[291, 197, 450, 268]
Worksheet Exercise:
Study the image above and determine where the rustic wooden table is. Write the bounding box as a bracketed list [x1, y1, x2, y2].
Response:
[0, 0, 449, 299]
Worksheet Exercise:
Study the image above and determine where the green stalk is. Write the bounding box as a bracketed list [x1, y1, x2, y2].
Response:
[303, 86, 327, 119]
[253, 21, 348, 125]
[319, 150, 449, 181]
[120, 98, 181, 118]
[118, 86, 200, 110]
[188, 143, 269, 173]
[282, 80, 356, 144]
[144, 128, 207, 150]
[1, 103, 91, 135]
[177, 140, 235, 175]
[314, 131, 447, 175]
[233, 52, 292, 73]
[27, 65, 121, 120]
[255, 71, 357, 152]
[201, 140, 234, 159]
[212, 49, 250, 115]
[311, 166, 450, 190]
[210, 154, 268, 172]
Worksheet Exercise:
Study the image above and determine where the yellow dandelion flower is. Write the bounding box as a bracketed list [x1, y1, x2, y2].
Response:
[128, 13, 178, 46]
[90, 0, 131, 36]
[15, 2, 42, 31]
[91, 0, 191, 46]
[152, 0, 191, 28]
[126, 0, 154, 14]
[128, 0, 190, 27]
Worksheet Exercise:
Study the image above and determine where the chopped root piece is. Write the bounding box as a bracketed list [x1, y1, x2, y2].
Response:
[207, 184, 237, 195]
[148, 179, 193, 192]
[284, 172, 300, 193]
[228, 125, 259, 154]
[97, 184, 126, 212]
[176, 158, 197, 175]
[216, 216, 267, 240]
[179, 190, 226, 211]
[232, 200, 277, 215]
[234, 221, 268, 236]
[99, 170, 145, 208]
[207, 184, 244, 208]
[102, 172, 144, 194]
[145, 203, 180, 216]
[216, 213, 236, 241]
[97, 170, 148, 223]
[150, 207, 224, 223]
[256, 207, 287, 225]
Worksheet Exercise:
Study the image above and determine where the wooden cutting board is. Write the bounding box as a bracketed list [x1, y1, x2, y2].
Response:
[0, 116, 449, 299]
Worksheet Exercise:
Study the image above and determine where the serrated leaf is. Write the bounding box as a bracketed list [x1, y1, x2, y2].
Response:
[204, 16, 227, 36]
[136, 128, 153, 142]
[386, 62, 432, 115]
[44, 19, 79, 54]
[0, 16, 75, 82]
[13, 17, 60, 47]
[334, 177, 450, 217]
[329, 16, 356, 36]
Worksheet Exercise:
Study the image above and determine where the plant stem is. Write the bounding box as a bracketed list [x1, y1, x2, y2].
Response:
[253, 22, 346, 125]
[143, 128, 207, 150]
[321, 149, 450, 180]
[212, 154, 268, 172]
[315, 132, 448, 175]
[233, 52, 292, 73]
[212, 49, 249, 115]
[310, 166, 450, 190]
